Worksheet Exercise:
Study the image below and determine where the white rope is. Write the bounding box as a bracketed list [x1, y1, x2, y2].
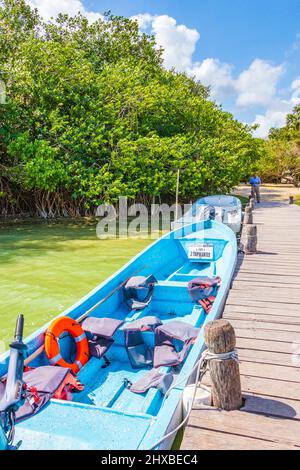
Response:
[149, 347, 239, 450]
[203, 348, 239, 362]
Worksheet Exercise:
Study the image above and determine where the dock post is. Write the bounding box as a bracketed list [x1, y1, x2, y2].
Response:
[289, 196, 294, 205]
[243, 206, 253, 224]
[248, 195, 254, 205]
[244, 224, 257, 254]
[204, 320, 242, 411]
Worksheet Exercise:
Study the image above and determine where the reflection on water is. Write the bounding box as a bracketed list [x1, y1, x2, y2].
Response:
[0, 220, 151, 347]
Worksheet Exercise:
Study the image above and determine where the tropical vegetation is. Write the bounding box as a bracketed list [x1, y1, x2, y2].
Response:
[259, 105, 300, 186]
[0, 0, 263, 218]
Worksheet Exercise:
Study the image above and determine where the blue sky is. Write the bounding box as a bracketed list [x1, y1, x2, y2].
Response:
[28, 1, 300, 136]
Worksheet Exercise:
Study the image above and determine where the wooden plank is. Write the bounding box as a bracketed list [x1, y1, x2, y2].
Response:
[233, 279, 300, 288]
[187, 408, 300, 447]
[231, 283, 300, 294]
[227, 293, 300, 306]
[236, 337, 296, 354]
[227, 299, 300, 309]
[225, 298, 299, 312]
[238, 348, 300, 368]
[234, 327, 300, 343]
[235, 271, 300, 278]
[225, 312, 300, 325]
[181, 426, 297, 450]
[241, 375, 300, 401]
[236, 261, 300, 267]
[233, 280, 299, 286]
[241, 254, 300, 259]
[235, 266, 300, 273]
[242, 393, 300, 419]
[237, 348, 297, 367]
[239, 361, 300, 383]
[228, 318, 300, 333]
[236, 263, 299, 276]
[237, 259, 300, 265]
[229, 296, 300, 306]
[233, 279, 300, 287]
[233, 268, 300, 277]
[224, 304, 300, 317]
[234, 270, 300, 278]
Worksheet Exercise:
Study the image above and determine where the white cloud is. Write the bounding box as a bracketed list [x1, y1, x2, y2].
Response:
[133, 15, 285, 112]
[131, 14, 200, 71]
[235, 59, 284, 108]
[27, 0, 102, 22]
[25, 7, 300, 136]
[253, 77, 300, 137]
[253, 109, 289, 137]
[151, 15, 200, 70]
[187, 58, 235, 99]
[131, 13, 153, 30]
[291, 76, 300, 106]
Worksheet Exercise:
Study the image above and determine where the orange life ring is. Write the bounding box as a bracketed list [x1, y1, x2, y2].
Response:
[45, 316, 89, 374]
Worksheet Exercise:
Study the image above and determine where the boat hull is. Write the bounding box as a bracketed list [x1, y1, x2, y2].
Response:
[1, 220, 237, 450]
[172, 195, 242, 235]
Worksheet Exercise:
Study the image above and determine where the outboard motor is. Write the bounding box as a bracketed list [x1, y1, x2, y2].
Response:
[0, 314, 27, 449]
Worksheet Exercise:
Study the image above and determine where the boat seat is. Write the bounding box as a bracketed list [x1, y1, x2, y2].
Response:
[156, 280, 189, 287]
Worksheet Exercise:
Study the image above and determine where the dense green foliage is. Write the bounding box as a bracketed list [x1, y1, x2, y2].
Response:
[259, 105, 300, 186]
[0, 0, 262, 217]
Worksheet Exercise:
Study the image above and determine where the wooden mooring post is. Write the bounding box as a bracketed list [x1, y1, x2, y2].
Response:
[204, 320, 242, 411]
[243, 205, 253, 224]
[289, 196, 294, 205]
[244, 224, 257, 254]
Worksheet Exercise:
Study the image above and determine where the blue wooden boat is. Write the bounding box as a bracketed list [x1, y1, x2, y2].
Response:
[0, 220, 237, 450]
[172, 195, 242, 235]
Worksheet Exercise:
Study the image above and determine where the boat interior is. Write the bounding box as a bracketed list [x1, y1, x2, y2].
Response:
[5, 225, 234, 449]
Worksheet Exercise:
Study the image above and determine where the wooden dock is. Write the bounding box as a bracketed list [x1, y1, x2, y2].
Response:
[181, 200, 300, 450]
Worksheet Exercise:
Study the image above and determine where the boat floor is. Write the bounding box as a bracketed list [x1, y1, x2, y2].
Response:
[15, 399, 153, 450]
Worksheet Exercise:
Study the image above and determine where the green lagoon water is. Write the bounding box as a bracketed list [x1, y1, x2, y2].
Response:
[0, 220, 152, 349]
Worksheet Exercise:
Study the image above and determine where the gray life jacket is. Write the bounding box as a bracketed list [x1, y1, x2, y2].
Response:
[123, 275, 157, 310]
[14, 366, 70, 422]
[82, 317, 124, 359]
[130, 368, 174, 395]
[153, 321, 200, 368]
[123, 316, 162, 369]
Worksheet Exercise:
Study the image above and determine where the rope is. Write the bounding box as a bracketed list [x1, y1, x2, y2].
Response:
[149, 347, 239, 450]
[203, 348, 239, 362]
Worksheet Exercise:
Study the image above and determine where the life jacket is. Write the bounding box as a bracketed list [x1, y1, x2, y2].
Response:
[82, 316, 124, 362]
[123, 316, 162, 369]
[153, 321, 199, 368]
[188, 276, 221, 313]
[123, 275, 157, 310]
[128, 320, 199, 394]
[7, 366, 84, 422]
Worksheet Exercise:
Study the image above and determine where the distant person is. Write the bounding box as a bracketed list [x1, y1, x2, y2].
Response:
[249, 174, 261, 203]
